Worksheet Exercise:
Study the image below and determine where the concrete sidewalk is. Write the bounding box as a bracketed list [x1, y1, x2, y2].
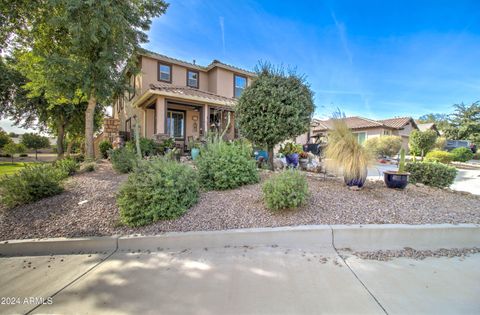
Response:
[0, 226, 479, 314]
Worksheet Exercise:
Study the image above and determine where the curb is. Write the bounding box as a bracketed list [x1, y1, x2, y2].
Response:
[332, 224, 480, 251]
[0, 237, 118, 257]
[1, 224, 479, 257]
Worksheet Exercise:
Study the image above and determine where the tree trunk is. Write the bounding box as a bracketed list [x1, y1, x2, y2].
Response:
[85, 95, 96, 159]
[267, 144, 274, 171]
[66, 141, 73, 157]
[56, 121, 65, 159]
[35, 149, 38, 160]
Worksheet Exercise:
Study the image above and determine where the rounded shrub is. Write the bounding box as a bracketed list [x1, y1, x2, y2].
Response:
[196, 139, 259, 190]
[262, 169, 309, 210]
[450, 147, 474, 162]
[424, 150, 453, 164]
[54, 157, 79, 177]
[109, 147, 137, 173]
[0, 164, 65, 208]
[117, 158, 199, 227]
[99, 140, 113, 159]
[405, 162, 457, 188]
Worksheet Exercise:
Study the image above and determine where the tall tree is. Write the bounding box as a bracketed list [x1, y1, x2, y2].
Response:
[29, 0, 168, 158]
[444, 101, 480, 145]
[236, 63, 315, 170]
[417, 113, 450, 131]
[21, 133, 50, 160]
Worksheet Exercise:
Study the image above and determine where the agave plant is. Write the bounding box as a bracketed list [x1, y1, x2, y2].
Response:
[324, 119, 372, 188]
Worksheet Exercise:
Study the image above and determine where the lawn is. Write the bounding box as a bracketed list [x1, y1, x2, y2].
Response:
[0, 162, 34, 176]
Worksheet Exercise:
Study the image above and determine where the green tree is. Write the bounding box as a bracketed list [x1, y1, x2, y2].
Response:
[2, 142, 26, 164]
[0, 129, 12, 149]
[236, 64, 315, 170]
[417, 113, 450, 131]
[28, 0, 168, 159]
[21, 133, 50, 160]
[409, 130, 438, 159]
[443, 101, 480, 145]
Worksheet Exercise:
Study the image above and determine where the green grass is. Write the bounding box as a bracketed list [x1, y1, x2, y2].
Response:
[0, 162, 36, 176]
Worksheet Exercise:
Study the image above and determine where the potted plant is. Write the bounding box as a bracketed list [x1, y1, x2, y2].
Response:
[279, 142, 302, 168]
[324, 120, 372, 188]
[299, 151, 309, 169]
[384, 148, 410, 189]
[188, 138, 201, 160]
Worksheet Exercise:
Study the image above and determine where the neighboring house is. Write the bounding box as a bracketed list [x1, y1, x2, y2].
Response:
[112, 49, 255, 150]
[417, 122, 441, 136]
[311, 116, 418, 150]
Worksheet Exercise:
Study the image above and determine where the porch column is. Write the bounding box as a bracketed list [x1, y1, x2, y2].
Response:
[203, 104, 209, 136]
[156, 97, 166, 134]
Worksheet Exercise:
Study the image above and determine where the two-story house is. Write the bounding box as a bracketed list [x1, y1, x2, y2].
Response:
[112, 49, 255, 149]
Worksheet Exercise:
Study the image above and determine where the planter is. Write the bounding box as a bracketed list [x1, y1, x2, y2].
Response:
[191, 148, 200, 160]
[285, 153, 299, 168]
[255, 150, 269, 161]
[384, 171, 410, 189]
[299, 158, 308, 169]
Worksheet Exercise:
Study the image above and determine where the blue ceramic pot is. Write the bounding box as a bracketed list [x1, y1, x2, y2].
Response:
[286, 153, 299, 168]
[191, 148, 200, 160]
[384, 171, 409, 189]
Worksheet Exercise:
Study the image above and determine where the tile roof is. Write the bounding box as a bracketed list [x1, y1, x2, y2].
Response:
[379, 117, 414, 129]
[138, 48, 255, 76]
[313, 116, 416, 132]
[149, 83, 237, 107]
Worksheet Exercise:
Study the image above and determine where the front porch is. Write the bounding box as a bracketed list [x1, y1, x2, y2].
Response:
[142, 96, 236, 152]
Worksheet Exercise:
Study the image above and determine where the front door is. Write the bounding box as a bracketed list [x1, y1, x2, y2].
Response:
[166, 110, 185, 141]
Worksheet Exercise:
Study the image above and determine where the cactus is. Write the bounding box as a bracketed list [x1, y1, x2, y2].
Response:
[398, 148, 406, 173]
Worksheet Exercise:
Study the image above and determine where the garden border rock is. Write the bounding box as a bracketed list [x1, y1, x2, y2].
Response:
[1, 224, 479, 257]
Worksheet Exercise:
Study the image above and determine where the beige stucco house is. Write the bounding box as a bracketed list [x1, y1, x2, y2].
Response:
[112, 49, 255, 150]
[312, 116, 418, 150]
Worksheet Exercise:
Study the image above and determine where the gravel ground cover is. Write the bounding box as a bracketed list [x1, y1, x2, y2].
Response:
[345, 247, 480, 261]
[0, 161, 479, 241]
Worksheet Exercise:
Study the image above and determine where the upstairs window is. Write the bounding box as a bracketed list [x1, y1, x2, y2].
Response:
[187, 70, 199, 88]
[234, 74, 247, 98]
[158, 62, 172, 82]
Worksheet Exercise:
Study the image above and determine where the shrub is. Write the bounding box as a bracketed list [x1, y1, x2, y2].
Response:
[99, 140, 113, 159]
[19, 153, 28, 157]
[474, 152, 480, 160]
[0, 164, 65, 208]
[81, 162, 96, 172]
[109, 147, 137, 173]
[434, 137, 447, 150]
[54, 157, 79, 177]
[409, 130, 437, 157]
[425, 150, 454, 164]
[365, 136, 402, 157]
[405, 162, 457, 188]
[196, 139, 259, 190]
[125, 138, 161, 157]
[450, 147, 474, 162]
[325, 120, 372, 185]
[117, 158, 199, 226]
[72, 154, 85, 163]
[262, 169, 309, 210]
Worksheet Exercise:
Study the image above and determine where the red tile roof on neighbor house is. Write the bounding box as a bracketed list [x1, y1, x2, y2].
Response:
[313, 116, 416, 133]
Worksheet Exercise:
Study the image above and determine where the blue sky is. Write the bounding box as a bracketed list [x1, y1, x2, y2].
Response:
[2, 0, 479, 132]
[145, 0, 480, 119]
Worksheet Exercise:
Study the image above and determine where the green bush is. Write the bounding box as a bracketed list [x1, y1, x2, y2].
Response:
[19, 153, 28, 157]
[72, 154, 85, 163]
[196, 139, 259, 190]
[81, 162, 96, 172]
[474, 153, 480, 160]
[409, 130, 437, 157]
[365, 136, 402, 158]
[424, 150, 453, 164]
[0, 164, 65, 208]
[109, 147, 137, 173]
[117, 158, 199, 226]
[262, 169, 309, 210]
[99, 140, 113, 159]
[450, 147, 474, 162]
[405, 162, 457, 188]
[125, 138, 161, 157]
[54, 157, 79, 177]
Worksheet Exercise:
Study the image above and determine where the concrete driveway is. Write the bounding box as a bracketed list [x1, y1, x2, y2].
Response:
[1, 245, 479, 314]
